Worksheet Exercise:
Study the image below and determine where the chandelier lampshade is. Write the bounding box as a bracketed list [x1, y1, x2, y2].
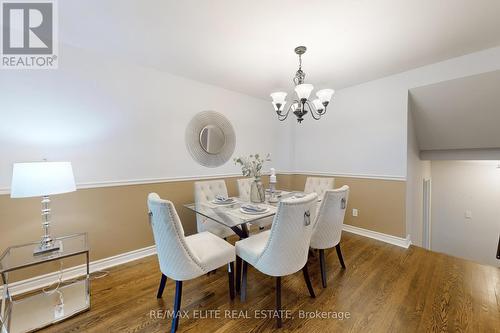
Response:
[270, 92, 287, 104]
[316, 89, 335, 106]
[294, 84, 314, 100]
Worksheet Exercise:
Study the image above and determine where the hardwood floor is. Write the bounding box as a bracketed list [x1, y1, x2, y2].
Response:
[39, 233, 500, 333]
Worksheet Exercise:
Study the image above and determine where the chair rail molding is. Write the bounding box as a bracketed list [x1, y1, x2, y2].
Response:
[0, 170, 405, 195]
[278, 170, 406, 181]
[0, 173, 248, 195]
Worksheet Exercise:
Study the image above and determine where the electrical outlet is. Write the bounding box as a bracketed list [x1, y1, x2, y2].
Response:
[352, 208, 358, 217]
[465, 210, 472, 219]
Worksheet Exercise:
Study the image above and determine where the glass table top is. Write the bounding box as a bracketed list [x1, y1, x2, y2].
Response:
[184, 191, 301, 228]
[0, 233, 88, 274]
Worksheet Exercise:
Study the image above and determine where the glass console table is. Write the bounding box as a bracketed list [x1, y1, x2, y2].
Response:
[0, 233, 90, 333]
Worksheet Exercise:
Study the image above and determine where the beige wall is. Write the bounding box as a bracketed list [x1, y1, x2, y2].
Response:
[291, 175, 406, 238]
[0, 173, 404, 279]
[0, 175, 291, 261]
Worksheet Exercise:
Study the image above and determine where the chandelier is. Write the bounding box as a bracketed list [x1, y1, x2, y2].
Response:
[270, 46, 334, 123]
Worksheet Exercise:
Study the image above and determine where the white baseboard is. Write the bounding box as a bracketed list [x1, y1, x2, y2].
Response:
[342, 224, 412, 248]
[1, 245, 157, 296]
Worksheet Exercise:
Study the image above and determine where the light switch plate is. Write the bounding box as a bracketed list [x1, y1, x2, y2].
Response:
[352, 208, 358, 217]
[465, 210, 472, 219]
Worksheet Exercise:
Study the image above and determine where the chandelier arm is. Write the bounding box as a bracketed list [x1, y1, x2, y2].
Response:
[305, 100, 322, 120]
[278, 113, 288, 121]
[277, 102, 294, 121]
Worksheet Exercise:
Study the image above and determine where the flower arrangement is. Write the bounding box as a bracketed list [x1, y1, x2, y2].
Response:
[234, 153, 271, 178]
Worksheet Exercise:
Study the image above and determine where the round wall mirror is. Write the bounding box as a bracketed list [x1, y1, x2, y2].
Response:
[185, 111, 236, 167]
[199, 125, 226, 154]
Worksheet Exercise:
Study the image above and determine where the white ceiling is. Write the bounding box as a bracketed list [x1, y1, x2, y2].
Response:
[60, 0, 500, 99]
[410, 70, 500, 151]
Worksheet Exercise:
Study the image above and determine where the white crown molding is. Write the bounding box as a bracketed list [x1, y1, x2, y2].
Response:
[342, 224, 412, 248]
[1, 245, 157, 296]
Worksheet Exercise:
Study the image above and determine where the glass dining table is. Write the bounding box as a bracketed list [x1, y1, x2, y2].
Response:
[184, 190, 305, 293]
[184, 191, 296, 239]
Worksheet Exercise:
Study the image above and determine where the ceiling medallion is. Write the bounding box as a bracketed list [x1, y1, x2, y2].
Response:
[270, 46, 334, 123]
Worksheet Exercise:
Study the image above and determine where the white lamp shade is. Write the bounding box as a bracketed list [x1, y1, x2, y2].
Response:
[295, 84, 314, 100]
[11, 162, 76, 198]
[316, 89, 335, 104]
[270, 92, 287, 104]
[312, 99, 324, 111]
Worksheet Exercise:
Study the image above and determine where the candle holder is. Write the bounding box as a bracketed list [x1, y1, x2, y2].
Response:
[269, 168, 279, 203]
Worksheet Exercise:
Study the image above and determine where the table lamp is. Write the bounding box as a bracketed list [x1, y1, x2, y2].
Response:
[10, 161, 76, 255]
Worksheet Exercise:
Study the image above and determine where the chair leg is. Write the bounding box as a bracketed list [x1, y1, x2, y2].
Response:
[276, 276, 282, 328]
[319, 249, 327, 288]
[171, 280, 182, 333]
[302, 263, 316, 298]
[235, 256, 242, 293]
[240, 260, 248, 302]
[228, 262, 235, 300]
[157, 274, 167, 298]
[336, 244, 346, 269]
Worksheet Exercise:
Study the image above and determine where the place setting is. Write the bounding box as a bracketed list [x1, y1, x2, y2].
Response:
[239, 203, 270, 215]
[212, 195, 237, 206]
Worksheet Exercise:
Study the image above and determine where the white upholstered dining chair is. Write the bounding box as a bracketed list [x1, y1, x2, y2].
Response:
[147, 193, 236, 332]
[237, 178, 273, 229]
[304, 177, 335, 200]
[235, 193, 318, 328]
[310, 186, 349, 288]
[194, 180, 235, 238]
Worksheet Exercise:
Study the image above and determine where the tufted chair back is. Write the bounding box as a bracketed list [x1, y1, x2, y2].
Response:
[304, 177, 335, 200]
[147, 193, 205, 280]
[310, 186, 349, 249]
[237, 178, 252, 202]
[254, 193, 318, 276]
[194, 180, 231, 236]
